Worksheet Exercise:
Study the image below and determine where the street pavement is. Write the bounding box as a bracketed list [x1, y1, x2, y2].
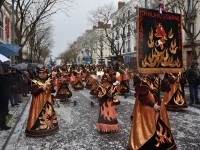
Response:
[0, 82, 200, 150]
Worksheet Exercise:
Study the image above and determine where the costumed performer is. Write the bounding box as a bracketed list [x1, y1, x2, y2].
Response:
[163, 73, 187, 110]
[127, 73, 177, 150]
[25, 67, 59, 136]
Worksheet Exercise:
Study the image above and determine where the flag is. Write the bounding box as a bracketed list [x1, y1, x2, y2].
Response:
[158, 3, 167, 14]
[158, 4, 162, 14]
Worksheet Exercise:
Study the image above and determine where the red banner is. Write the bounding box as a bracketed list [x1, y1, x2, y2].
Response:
[6, 17, 10, 38]
[136, 8, 184, 74]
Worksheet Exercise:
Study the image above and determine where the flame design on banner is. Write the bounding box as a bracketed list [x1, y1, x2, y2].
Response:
[137, 8, 184, 73]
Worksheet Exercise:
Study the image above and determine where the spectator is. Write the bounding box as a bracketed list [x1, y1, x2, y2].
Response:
[22, 70, 29, 97]
[10, 68, 20, 106]
[186, 60, 200, 105]
[3, 67, 12, 115]
[0, 65, 14, 130]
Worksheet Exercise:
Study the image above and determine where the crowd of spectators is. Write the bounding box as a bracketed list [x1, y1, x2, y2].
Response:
[0, 64, 31, 130]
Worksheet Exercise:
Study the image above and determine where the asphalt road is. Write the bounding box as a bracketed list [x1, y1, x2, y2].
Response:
[0, 83, 200, 150]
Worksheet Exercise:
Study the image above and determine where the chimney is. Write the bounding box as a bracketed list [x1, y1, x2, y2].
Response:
[98, 21, 104, 28]
[118, 1, 125, 10]
[93, 25, 96, 29]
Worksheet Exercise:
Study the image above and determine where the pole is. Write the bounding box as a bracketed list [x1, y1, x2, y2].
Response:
[11, 0, 15, 63]
[145, 0, 148, 8]
[101, 46, 103, 65]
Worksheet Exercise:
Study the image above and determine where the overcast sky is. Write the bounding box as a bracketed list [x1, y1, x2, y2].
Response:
[51, 0, 122, 57]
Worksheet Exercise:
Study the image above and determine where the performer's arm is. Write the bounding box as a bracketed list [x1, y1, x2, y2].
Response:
[135, 82, 160, 111]
[161, 79, 170, 92]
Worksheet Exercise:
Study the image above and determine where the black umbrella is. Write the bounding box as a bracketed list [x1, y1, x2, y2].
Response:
[13, 63, 28, 70]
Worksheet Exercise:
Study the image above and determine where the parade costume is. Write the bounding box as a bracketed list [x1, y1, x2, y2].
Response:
[127, 75, 177, 150]
[85, 74, 94, 89]
[94, 76, 120, 133]
[111, 72, 121, 105]
[85, 67, 93, 89]
[119, 66, 130, 95]
[51, 68, 58, 87]
[55, 74, 72, 101]
[90, 69, 104, 95]
[72, 67, 84, 90]
[163, 73, 187, 110]
[25, 69, 59, 136]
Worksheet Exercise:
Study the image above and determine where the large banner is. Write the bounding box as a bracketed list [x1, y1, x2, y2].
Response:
[137, 8, 184, 73]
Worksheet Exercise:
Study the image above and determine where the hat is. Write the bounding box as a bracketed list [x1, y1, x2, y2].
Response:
[36, 65, 47, 73]
[191, 60, 198, 66]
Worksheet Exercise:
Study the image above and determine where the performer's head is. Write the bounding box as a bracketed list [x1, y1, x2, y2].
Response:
[37, 67, 47, 79]
[52, 67, 57, 72]
[191, 60, 198, 69]
[62, 64, 67, 70]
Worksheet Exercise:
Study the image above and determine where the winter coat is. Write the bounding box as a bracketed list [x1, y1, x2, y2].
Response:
[186, 60, 200, 84]
[0, 73, 15, 101]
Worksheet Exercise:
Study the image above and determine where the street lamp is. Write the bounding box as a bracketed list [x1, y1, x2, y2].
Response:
[100, 36, 103, 65]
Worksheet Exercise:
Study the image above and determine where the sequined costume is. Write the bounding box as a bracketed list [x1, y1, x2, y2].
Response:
[118, 66, 130, 94]
[163, 73, 187, 110]
[25, 77, 59, 136]
[72, 68, 84, 90]
[97, 83, 120, 133]
[55, 75, 72, 100]
[127, 75, 177, 150]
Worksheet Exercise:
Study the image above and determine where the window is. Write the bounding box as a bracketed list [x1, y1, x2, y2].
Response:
[123, 43, 125, 53]
[188, 0, 193, 10]
[127, 25, 131, 36]
[0, 11, 3, 40]
[123, 13, 125, 24]
[128, 10, 130, 21]
[112, 20, 114, 28]
[128, 40, 131, 52]
[117, 42, 119, 51]
[190, 22, 194, 36]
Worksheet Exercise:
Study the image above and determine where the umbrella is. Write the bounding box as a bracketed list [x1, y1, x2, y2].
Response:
[37, 64, 45, 69]
[0, 54, 10, 62]
[13, 63, 28, 70]
[28, 63, 39, 67]
[0, 44, 22, 57]
[1, 61, 11, 68]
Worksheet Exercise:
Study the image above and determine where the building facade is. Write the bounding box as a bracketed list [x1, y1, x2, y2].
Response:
[110, 0, 200, 70]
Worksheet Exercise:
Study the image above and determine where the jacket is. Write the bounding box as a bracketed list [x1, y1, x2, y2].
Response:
[186, 60, 200, 84]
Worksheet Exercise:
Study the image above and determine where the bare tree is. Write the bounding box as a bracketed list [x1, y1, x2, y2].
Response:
[35, 24, 53, 63]
[87, 1, 138, 57]
[59, 42, 78, 63]
[14, 0, 75, 62]
[82, 30, 102, 64]
[166, 0, 200, 60]
[28, 21, 53, 63]
[0, 0, 5, 8]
